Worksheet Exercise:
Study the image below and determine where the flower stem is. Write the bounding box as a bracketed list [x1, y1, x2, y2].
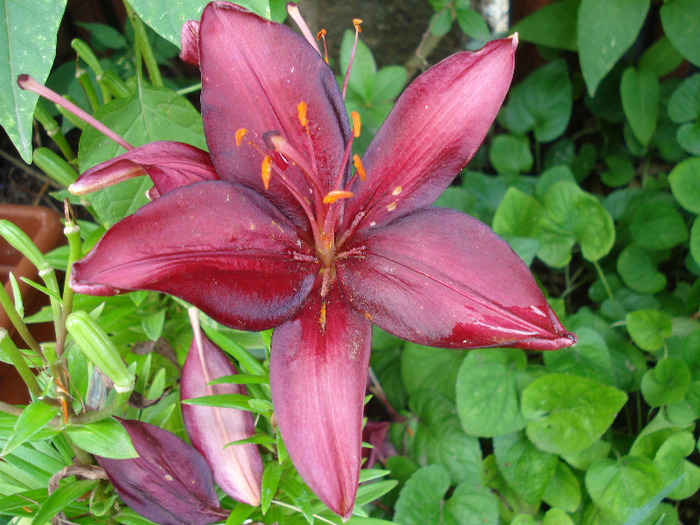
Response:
[124, 0, 163, 87]
[55, 202, 81, 358]
[32, 103, 75, 162]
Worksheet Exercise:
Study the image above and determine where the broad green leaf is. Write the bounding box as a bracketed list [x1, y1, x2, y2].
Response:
[454, 6, 490, 40]
[561, 439, 611, 471]
[641, 358, 691, 407]
[653, 431, 700, 500]
[430, 8, 453, 37]
[32, 479, 97, 525]
[677, 123, 700, 155]
[541, 181, 615, 264]
[543, 327, 617, 387]
[617, 244, 667, 295]
[393, 465, 450, 525]
[511, 0, 579, 51]
[0, 402, 57, 457]
[522, 374, 627, 455]
[577, 0, 650, 96]
[66, 418, 138, 459]
[660, 0, 700, 67]
[489, 134, 533, 174]
[401, 343, 464, 401]
[691, 216, 700, 266]
[409, 392, 482, 485]
[667, 74, 700, 124]
[620, 67, 659, 147]
[626, 310, 672, 351]
[78, 86, 206, 227]
[639, 37, 684, 77]
[456, 348, 527, 437]
[493, 431, 557, 505]
[492, 187, 543, 237]
[630, 200, 688, 251]
[543, 461, 582, 513]
[129, 0, 271, 46]
[0, 0, 67, 162]
[601, 155, 635, 188]
[444, 483, 499, 525]
[585, 456, 663, 523]
[669, 157, 700, 214]
[500, 59, 572, 142]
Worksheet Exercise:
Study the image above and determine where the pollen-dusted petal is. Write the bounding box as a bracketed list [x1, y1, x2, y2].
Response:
[269, 284, 372, 520]
[97, 419, 227, 525]
[180, 20, 200, 66]
[343, 37, 516, 230]
[199, 2, 350, 223]
[337, 207, 576, 350]
[70, 141, 218, 198]
[71, 181, 318, 331]
[181, 327, 262, 506]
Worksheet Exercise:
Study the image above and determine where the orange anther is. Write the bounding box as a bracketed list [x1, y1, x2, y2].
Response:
[235, 128, 247, 146]
[323, 190, 354, 204]
[319, 300, 327, 329]
[351, 111, 361, 138]
[353, 18, 363, 33]
[261, 156, 272, 190]
[297, 101, 308, 128]
[316, 29, 326, 40]
[353, 154, 366, 181]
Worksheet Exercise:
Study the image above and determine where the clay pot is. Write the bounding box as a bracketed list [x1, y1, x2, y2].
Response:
[0, 204, 64, 404]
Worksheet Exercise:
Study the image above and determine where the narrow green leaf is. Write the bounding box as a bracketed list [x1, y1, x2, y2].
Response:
[33, 479, 97, 525]
[260, 461, 282, 514]
[620, 67, 659, 147]
[0, 0, 67, 162]
[1, 402, 57, 457]
[577, 0, 650, 96]
[66, 418, 138, 459]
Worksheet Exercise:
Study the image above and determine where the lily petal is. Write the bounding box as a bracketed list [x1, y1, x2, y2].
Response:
[98, 419, 227, 525]
[70, 141, 218, 199]
[181, 316, 263, 506]
[199, 2, 350, 223]
[71, 181, 318, 331]
[337, 207, 576, 350]
[180, 20, 200, 66]
[343, 37, 516, 229]
[269, 283, 372, 520]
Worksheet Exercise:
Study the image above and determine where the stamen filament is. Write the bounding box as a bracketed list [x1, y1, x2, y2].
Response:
[341, 18, 363, 100]
[287, 3, 322, 57]
[316, 29, 329, 64]
[268, 133, 325, 197]
[17, 74, 133, 152]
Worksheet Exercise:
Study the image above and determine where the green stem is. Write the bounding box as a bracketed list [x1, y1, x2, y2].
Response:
[39, 268, 64, 354]
[0, 329, 43, 398]
[124, 0, 163, 87]
[176, 83, 202, 96]
[0, 283, 44, 360]
[33, 103, 75, 161]
[592, 260, 615, 302]
[71, 389, 132, 425]
[55, 208, 81, 357]
[0, 401, 23, 417]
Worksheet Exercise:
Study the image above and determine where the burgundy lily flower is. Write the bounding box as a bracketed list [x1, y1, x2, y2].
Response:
[63, 2, 576, 518]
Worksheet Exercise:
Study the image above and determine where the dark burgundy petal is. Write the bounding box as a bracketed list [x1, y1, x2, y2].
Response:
[336, 207, 576, 350]
[269, 284, 372, 520]
[180, 20, 200, 66]
[343, 37, 516, 229]
[71, 181, 319, 331]
[181, 325, 263, 505]
[70, 141, 218, 198]
[97, 419, 227, 525]
[199, 2, 350, 224]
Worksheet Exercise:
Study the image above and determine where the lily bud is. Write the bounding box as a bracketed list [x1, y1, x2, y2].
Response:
[181, 312, 263, 506]
[65, 311, 134, 392]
